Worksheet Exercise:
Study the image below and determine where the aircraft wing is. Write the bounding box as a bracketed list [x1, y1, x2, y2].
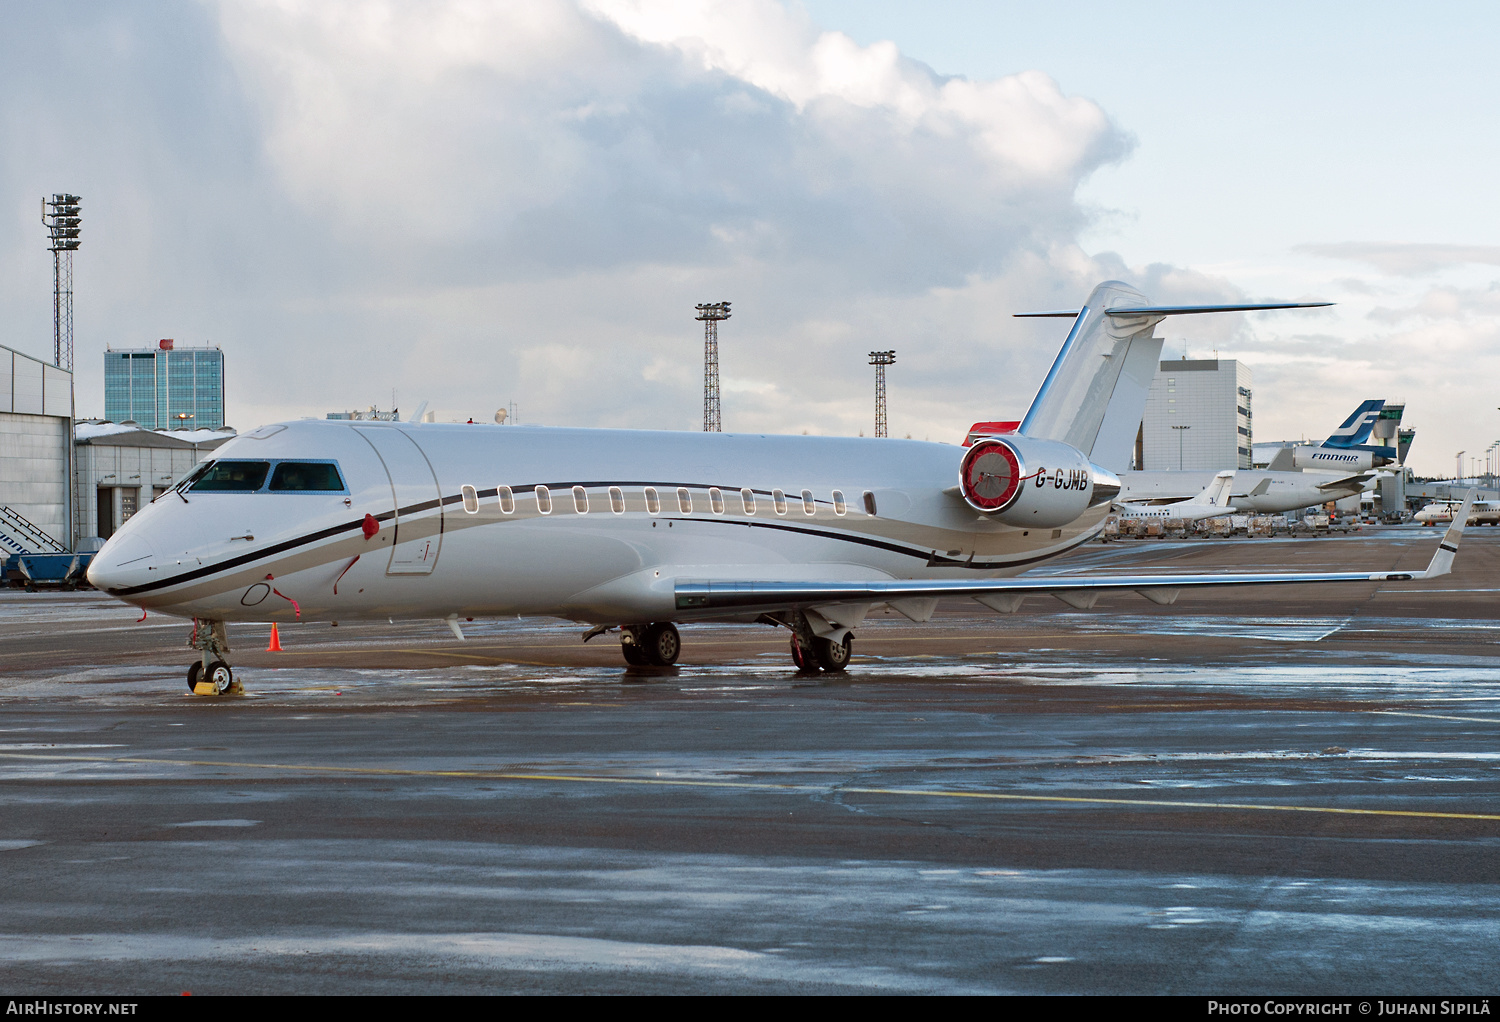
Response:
[675, 492, 1473, 616]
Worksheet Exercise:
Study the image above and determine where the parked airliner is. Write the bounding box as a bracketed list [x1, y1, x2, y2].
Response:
[1118, 399, 1399, 514]
[87, 281, 1473, 694]
[1114, 471, 1236, 524]
[1414, 500, 1500, 526]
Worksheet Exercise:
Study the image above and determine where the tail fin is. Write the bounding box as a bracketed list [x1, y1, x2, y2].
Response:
[1017, 283, 1332, 473]
[1183, 470, 1236, 507]
[1323, 400, 1384, 448]
[1017, 281, 1163, 473]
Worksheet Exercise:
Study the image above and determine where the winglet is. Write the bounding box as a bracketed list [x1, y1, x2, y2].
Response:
[1419, 488, 1476, 579]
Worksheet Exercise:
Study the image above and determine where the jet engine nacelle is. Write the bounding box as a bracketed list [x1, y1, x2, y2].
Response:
[1291, 445, 1390, 471]
[957, 436, 1119, 528]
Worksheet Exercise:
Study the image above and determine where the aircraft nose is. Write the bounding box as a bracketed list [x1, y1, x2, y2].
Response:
[86, 533, 158, 592]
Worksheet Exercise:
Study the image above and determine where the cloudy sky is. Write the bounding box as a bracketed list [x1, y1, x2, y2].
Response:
[2, 1, 1497, 477]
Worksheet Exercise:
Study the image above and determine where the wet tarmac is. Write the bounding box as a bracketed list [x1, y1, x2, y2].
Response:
[1, 527, 1497, 993]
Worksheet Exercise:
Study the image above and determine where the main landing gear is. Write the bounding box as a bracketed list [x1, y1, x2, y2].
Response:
[186, 619, 241, 696]
[612, 615, 855, 673]
[787, 610, 852, 674]
[621, 622, 681, 666]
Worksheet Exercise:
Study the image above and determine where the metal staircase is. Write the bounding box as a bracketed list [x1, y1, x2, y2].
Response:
[0, 505, 68, 557]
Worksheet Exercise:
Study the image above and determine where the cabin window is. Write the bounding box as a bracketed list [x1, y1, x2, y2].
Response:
[644, 486, 661, 515]
[461, 485, 479, 514]
[832, 490, 847, 516]
[535, 485, 552, 514]
[773, 488, 787, 515]
[709, 487, 724, 514]
[572, 485, 589, 513]
[677, 487, 692, 514]
[801, 489, 816, 515]
[191, 460, 270, 492]
[863, 490, 877, 516]
[741, 488, 756, 515]
[269, 461, 345, 492]
[497, 485, 515, 514]
[609, 486, 625, 514]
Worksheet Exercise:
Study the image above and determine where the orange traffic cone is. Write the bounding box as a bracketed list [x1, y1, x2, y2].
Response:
[267, 622, 283, 652]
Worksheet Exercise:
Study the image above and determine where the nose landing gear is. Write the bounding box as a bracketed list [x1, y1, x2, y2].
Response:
[186, 619, 241, 695]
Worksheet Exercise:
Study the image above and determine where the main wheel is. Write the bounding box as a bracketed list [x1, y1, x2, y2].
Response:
[813, 634, 852, 672]
[642, 622, 680, 666]
[789, 634, 819, 673]
[205, 660, 234, 695]
[187, 661, 203, 693]
[621, 640, 649, 666]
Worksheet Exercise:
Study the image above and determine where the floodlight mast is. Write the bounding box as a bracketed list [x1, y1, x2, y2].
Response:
[41, 194, 81, 371]
[695, 301, 730, 432]
[868, 350, 895, 438]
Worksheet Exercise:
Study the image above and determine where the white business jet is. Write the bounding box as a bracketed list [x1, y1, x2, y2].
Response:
[1114, 470, 1237, 524]
[87, 281, 1474, 694]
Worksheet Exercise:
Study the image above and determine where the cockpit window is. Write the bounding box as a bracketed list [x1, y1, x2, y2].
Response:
[191, 461, 271, 492]
[269, 461, 345, 492]
[172, 461, 214, 492]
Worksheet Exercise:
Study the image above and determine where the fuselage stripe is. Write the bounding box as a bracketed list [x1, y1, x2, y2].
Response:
[110, 483, 1095, 597]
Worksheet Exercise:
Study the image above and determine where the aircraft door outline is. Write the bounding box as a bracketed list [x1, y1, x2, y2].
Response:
[352, 426, 444, 575]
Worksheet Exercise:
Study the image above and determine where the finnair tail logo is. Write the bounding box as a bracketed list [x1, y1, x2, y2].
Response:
[1324, 400, 1384, 448]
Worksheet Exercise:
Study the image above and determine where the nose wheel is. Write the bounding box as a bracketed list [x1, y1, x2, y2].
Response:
[186, 660, 236, 695]
[186, 619, 242, 695]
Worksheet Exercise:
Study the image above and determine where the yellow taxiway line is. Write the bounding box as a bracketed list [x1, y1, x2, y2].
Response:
[1, 751, 1497, 822]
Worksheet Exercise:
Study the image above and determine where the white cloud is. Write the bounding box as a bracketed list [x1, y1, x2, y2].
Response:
[212, 0, 1130, 288]
[187, 0, 1150, 437]
[1298, 242, 1500, 277]
[5, 1, 1289, 453]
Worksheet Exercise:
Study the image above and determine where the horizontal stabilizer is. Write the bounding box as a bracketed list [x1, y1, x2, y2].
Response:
[1013, 302, 1331, 320]
[1105, 302, 1332, 317]
[1316, 472, 1377, 491]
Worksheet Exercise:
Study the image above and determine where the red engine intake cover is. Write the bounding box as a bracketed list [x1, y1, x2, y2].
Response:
[959, 439, 1023, 512]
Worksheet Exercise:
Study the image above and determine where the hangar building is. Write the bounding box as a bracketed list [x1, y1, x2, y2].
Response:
[0, 343, 73, 557]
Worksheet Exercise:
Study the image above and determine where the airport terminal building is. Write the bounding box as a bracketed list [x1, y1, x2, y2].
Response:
[1139, 358, 1253, 471]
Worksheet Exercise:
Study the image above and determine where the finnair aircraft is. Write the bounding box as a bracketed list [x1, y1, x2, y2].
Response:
[87, 281, 1473, 695]
[1119, 399, 1398, 515]
[1114, 471, 1236, 524]
[1264, 399, 1398, 472]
